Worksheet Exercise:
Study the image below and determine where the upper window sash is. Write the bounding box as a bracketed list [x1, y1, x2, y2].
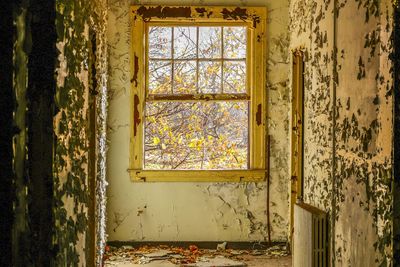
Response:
[145, 23, 250, 99]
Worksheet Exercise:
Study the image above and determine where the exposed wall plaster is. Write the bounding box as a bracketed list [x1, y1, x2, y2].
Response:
[53, 0, 108, 265]
[393, 2, 400, 264]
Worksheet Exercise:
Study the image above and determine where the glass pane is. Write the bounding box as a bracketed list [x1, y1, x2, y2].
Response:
[149, 27, 172, 59]
[173, 60, 196, 94]
[199, 27, 222, 58]
[173, 27, 197, 59]
[148, 60, 172, 94]
[199, 61, 222, 94]
[223, 61, 246, 93]
[223, 27, 247, 58]
[144, 102, 249, 170]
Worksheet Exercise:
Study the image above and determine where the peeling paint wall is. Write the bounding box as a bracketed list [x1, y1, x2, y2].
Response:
[289, 0, 393, 265]
[393, 4, 400, 264]
[54, 0, 108, 265]
[107, 0, 291, 242]
[6, 0, 108, 266]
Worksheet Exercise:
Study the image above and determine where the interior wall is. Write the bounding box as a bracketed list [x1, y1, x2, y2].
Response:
[5, 0, 108, 266]
[106, 0, 291, 242]
[393, 3, 400, 264]
[289, 0, 393, 265]
[54, 0, 108, 265]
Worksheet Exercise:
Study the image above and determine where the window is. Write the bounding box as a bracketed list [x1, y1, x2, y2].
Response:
[130, 6, 266, 182]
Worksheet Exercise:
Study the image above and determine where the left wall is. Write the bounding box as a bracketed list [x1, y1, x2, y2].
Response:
[54, 0, 108, 265]
[3, 1, 108, 266]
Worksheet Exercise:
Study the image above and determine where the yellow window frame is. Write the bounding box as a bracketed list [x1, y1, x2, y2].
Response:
[129, 6, 267, 182]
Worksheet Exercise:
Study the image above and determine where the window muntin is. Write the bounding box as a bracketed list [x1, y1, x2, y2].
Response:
[145, 24, 249, 170]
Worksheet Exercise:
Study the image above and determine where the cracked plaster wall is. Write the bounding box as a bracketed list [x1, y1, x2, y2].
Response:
[54, 0, 108, 265]
[289, 0, 393, 265]
[107, 0, 291, 242]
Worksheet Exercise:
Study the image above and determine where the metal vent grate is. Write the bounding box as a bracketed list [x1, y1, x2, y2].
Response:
[294, 203, 328, 267]
[313, 215, 327, 266]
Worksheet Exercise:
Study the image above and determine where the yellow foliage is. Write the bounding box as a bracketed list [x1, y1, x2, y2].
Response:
[153, 136, 160, 145]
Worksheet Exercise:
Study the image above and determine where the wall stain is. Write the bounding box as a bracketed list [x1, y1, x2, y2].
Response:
[256, 104, 262, 125]
[221, 7, 261, 28]
[195, 7, 213, 18]
[133, 94, 141, 136]
[131, 54, 139, 87]
[135, 5, 192, 20]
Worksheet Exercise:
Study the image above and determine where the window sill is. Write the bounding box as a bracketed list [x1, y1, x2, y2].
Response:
[127, 169, 266, 182]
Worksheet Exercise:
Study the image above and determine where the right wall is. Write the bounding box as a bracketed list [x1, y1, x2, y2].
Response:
[289, 0, 393, 265]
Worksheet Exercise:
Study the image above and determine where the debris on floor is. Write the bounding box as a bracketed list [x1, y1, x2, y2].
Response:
[216, 242, 227, 251]
[182, 256, 246, 267]
[264, 244, 290, 258]
[103, 243, 290, 266]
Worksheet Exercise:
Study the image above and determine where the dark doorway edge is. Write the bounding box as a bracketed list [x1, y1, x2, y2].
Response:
[0, 1, 15, 265]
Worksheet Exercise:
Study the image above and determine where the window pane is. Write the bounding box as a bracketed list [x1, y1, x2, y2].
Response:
[199, 27, 222, 58]
[199, 61, 222, 94]
[223, 27, 246, 58]
[173, 27, 197, 59]
[173, 60, 196, 94]
[149, 60, 172, 94]
[223, 61, 246, 93]
[144, 102, 249, 170]
[149, 27, 172, 59]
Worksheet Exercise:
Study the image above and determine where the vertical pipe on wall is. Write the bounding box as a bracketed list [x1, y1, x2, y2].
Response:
[266, 135, 271, 244]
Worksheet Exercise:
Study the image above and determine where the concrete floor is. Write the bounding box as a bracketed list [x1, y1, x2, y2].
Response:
[241, 254, 291, 267]
[106, 256, 291, 267]
[104, 245, 292, 267]
[106, 256, 292, 267]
